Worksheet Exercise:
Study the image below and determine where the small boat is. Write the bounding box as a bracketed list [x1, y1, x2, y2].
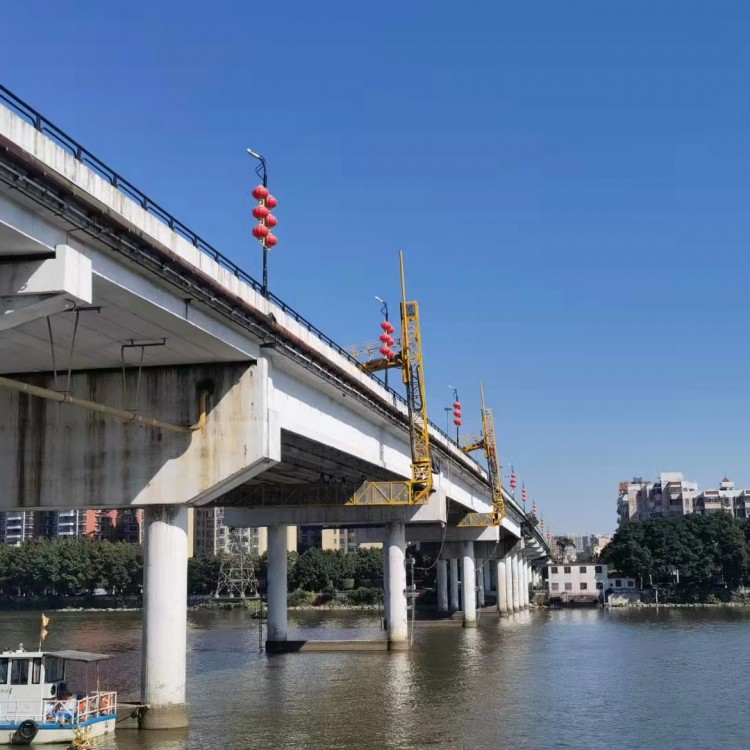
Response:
[0, 646, 117, 745]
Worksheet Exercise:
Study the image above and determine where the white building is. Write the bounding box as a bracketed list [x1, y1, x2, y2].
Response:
[546, 563, 636, 601]
[618, 473, 749, 526]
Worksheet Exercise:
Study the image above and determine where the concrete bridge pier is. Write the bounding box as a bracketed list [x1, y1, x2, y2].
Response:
[382, 545, 391, 628]
[476, 558, 485, 608]
[267, 524, 289, 647]
[461, 542, 477, 627]
[386, 522, 409, 650]
[523, 560, 531, 608]
[504, 551, 514, 613]
[436, 559, 449, 613]
[140, 505, 189, 730]
[511, 548, 521, 612]
[483, 561, 492, 597]
[496, 559, 508, 615]
[450, 559, 460, 611]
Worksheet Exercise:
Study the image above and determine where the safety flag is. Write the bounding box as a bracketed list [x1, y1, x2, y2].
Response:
[39, 613, 50, 649]
[522, 484, 527, 505]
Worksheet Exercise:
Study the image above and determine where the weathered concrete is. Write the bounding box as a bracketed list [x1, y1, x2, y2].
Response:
[504, 552, 514, 613]
[497, 559, 508, 615]
[267, 524, 288, 645]
[437, 559, 449, 612]
[386, 521, 408, 649]
[476, 558, 485, 608]
[0, 363, 274, 509]
[511, 550, 521, 612]
[462, 542, 477, 627]
[141, 505, 188, 729]
[450, 559, 460, 611]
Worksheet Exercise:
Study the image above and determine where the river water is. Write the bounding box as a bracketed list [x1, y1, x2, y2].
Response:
[1, 606, 748, 750]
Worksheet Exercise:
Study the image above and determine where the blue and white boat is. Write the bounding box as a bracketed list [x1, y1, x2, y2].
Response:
[0, 647, 117, 745]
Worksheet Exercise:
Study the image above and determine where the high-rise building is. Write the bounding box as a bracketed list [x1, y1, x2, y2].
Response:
[193, 507, 265, 557]
[298, 526, 360, 553]
[0, 511, 37, 545]
[617, 473, 749, 526]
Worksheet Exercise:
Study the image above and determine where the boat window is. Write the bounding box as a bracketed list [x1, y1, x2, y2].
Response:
[44, 657, 64, 683]
[10, 659, 29, 685]
[0, 659, 7, 684]
[31, 658, 41, 685]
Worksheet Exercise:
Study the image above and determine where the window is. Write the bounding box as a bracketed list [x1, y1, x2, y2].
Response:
[564, 583, 572, 591]
[595, 565, 603, 574]
[628, 581, 635, 588]
[31, 658, 41, 685]
[551, 583, 559, 591]
[564, 566, 571, 574]
[615, 580, 622, 588]
[44, 657, 64, 684]
[11, 660, 29, 685]
[550, 567, 558, 574]
[0, 659, 7, 684]
[596, 582, 603, 590]
[580, 582, 588, 590]
[579, 566, 587, 573]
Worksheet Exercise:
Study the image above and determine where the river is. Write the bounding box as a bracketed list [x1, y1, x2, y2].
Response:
[1, 606, 748, 750]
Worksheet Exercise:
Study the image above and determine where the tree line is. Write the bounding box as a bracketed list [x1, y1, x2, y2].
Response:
[0, 539, 388, 599]
[601, 513, 750, 600]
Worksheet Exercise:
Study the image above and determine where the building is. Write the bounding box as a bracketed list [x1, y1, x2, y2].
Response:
[0, 511, 37, 544]
[618, 473, 749, 526]
[298, 526, 361, 553]
[545, 563, 636, 601]
[560, 534, 613, 561]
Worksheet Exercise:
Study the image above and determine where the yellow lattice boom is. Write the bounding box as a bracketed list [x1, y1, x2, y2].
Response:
[460, 382, 505, 526]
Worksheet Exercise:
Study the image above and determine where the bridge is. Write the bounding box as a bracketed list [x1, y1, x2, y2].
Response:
[0, 85, 551, 729]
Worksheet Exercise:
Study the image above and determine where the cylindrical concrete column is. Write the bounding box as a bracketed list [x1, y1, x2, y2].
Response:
[511, 550, 521, 612]
[521, 560, 529, 608]
[382, 544, 390, 629]
[461, 542, 477, 627]
[141, 505, 189, 729]
[450, 559, 460, 611]
[437, 559, 449, 613]
[497, 559, 508, 615]
[267, 524, 288, 643]
[476, 559, 485, 608]
[483, 560, 492, 593]
[504, 553, 514, 613]
[386, 522, 408, 649]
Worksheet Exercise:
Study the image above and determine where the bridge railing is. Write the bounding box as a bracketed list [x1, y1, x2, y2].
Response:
[0, 84, 475, 468]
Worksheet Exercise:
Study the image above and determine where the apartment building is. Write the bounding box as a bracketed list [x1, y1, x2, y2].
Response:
[0, 511, 37, 545]
[298, 526, 360, 553]
[618, 473, 750, 526]
[0, 509, 144, 544]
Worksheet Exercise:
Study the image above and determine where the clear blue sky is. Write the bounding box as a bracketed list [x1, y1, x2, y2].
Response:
[3, 1, 749, 534]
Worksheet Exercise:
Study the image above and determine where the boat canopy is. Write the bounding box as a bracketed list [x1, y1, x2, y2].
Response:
[46, 650, 111, 663]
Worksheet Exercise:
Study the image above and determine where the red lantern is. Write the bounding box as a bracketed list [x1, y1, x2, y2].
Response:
[453, 401, 461, 410]
[265, 194, 278, 209]
[386, 349, 396, 359]
[265, 232, 278, 248]
[379, 346, 389, 357]
[379, 334, 389, 343]
[265, 213, 278, 228]
[454, 418, 462, 427]
[252, 205, 269, 220]
[252, 223, 269, 238]
[252, 185, 269, 200]
[380, 321, 390, 332]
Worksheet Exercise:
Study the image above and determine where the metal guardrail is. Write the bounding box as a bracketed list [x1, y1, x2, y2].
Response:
[0, 84, 474, 465]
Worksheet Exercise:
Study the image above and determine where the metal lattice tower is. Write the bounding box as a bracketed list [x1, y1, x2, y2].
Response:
[215, 528, 258, 599]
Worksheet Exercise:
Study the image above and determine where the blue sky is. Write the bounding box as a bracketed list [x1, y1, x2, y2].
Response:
[3, 1, 750, 533]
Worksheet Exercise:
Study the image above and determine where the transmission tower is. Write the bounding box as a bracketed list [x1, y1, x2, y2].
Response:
[215, 527, 258, 598]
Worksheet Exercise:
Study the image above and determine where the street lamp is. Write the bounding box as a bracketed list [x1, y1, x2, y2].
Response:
[449, 385, 461, 444]
[444, 406, 452, 435]
[247, 147, 277, 299]
[375, 296, 390, 389]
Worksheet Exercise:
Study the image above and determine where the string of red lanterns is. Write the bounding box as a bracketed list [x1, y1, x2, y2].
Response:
[452, 400, 462, 428]
[378, 320, 396, 360]
[251, 185, 278, 248]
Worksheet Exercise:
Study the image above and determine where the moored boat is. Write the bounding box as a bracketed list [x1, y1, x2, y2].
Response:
[0, 646, 117, 745]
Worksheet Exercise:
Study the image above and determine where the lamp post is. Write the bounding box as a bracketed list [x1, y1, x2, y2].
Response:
[449, 385, 461, 444]
[375, 296, 389, 389]
[247, 148, 277, 299]
[444, 406, 452, 435]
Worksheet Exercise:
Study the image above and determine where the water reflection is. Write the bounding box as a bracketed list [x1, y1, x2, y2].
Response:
[2, 608, 750, 749]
